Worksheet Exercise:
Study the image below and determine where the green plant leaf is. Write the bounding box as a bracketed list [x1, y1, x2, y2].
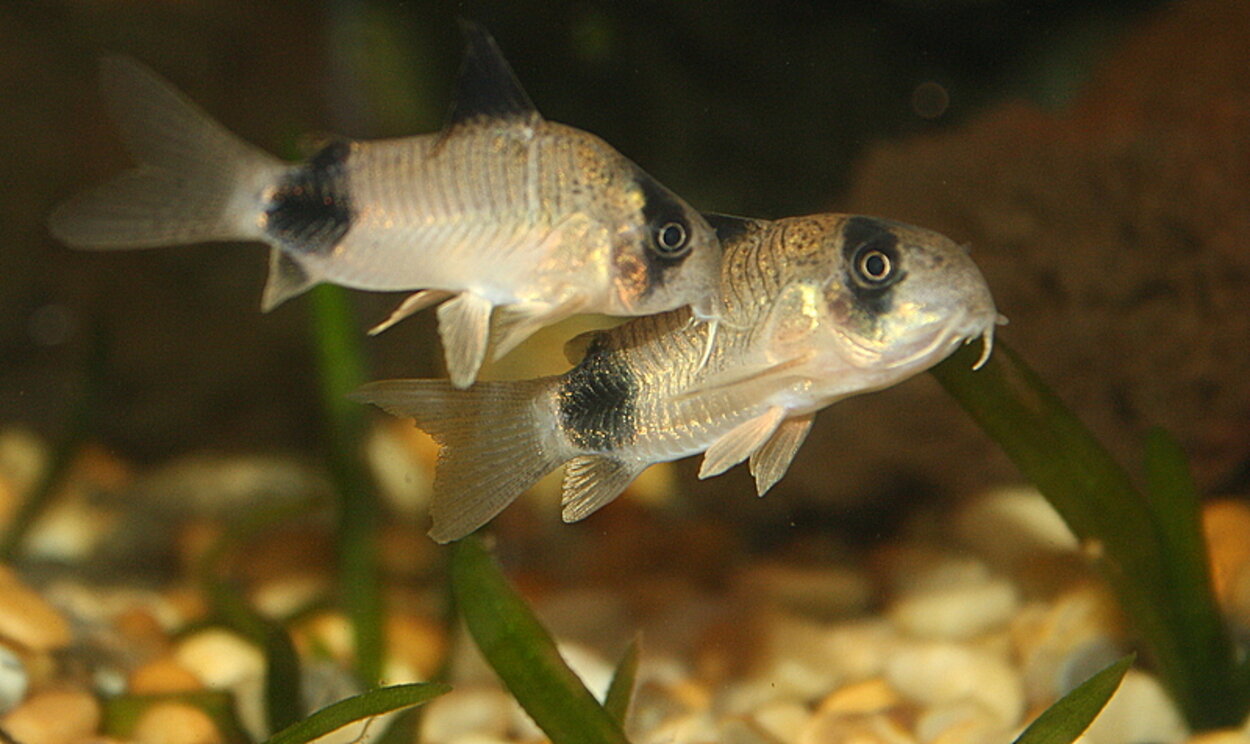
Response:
[931, 341, 1250, 729]
[451, 536, 631, 744]
[262, 682, 450, 744]
[605, 637, 641, 725]
[1013, 654, 1134, 744]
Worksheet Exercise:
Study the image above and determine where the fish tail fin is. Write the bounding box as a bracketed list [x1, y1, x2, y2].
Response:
[351, 378, 564, 543]
[49, 55, 284, 250]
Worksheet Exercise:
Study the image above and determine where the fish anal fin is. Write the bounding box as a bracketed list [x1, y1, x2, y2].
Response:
[447, 20, 540, 130]
[437, 292, 494, 388]
[262, 250, 317, 311]
[699, 406, 788, 480]
[489, 296, 588, 361]
[561, 455, 645, 523]
[369, 289, 455, 335]
[749, 413, 814, 496]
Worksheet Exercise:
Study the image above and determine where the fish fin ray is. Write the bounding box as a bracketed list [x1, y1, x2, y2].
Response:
[701, 212, 766, 245]
[447, 20, 539, 129]
[561, 455, 645, 523]
[437, 292, 494, 388]
[748, 414, 814, 496]
[350, 378, 560, 543]
[49, 56, 281, 250]
[675, 352, 813, 401]
[261, 250, 318, 310]
[699, 406, 788, 480]
[369, 290, 455, 335]
[489, 296, 588, 361]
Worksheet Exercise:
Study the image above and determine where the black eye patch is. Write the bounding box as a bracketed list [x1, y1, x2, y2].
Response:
[841, 216, 906, 314]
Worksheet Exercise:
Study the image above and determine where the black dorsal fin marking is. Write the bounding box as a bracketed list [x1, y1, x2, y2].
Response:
[447, 20, 540, 128]
[702, 212, 762, 245]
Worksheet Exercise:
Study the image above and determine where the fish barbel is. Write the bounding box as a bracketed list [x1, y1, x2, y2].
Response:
[354, 213, 1002, 542]
[48, 23, 722, 387]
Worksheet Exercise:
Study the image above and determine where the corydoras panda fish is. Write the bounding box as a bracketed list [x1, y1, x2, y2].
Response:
[48, 23, 722, 388]
[353, 213, 1002, 542]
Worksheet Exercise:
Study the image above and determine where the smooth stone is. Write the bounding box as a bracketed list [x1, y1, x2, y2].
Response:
[131, 702, 223, 744]
[127, 656, 203, 694]
[1077, 669, 1187, 744]
[884, 641, 1024, 728]
[817, 678, 903, 715]
[0, 643, 28, 713]
[419, 686, 514, 744]
[0, 566, 72, 652]
[1, 688, 101, 744]
[173, 629, 265, 689]
[1011, 583, 1123, 705]
[249, 574, 328, 621]
[749, 699, 811, 744]
[889, 568, 1020, 640]
[953, 487, 1078, 565]
[916, 699, 1012, 744]
[798, 710, 916, 744]
[719, 715, 787, 744]
[820, 620, 899, 682]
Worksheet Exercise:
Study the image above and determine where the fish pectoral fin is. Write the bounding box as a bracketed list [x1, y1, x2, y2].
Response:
[749, 413, 814, 496]
[699, 406, 788, 480]
[674, 352, 814, 401]
[561, 455, 645, 523]
[489, 295, 588, 361]
[437, 292, 495, 388]
[261, 250, 317, 311]
[369, 290, 456, 336]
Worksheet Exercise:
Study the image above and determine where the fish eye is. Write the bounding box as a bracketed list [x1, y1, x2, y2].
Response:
[652, 220, 691, 257]
[852, 244, 899, 287]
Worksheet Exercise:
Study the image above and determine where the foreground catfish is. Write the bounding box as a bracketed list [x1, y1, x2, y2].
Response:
[355, 213, 1002, 542]
[49, 23, 722, 387]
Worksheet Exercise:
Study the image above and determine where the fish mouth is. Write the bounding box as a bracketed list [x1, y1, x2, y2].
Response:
[846, 306, 1004, 374]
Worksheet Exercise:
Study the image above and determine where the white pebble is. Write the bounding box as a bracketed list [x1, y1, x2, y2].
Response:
[1077, 669, 1187, 744]
[749, 699, 811, 743]
[953, 487, 1077, 565]
[820, 620, 899, 682]
[0, 644, 27, 714]
[915, 699, 1012, 744]
[174, 629, 265, 689]
[420, 685, 513, 744]
[1012, 584, 1123, 705]
[799, 710, 916, 744]
[889, 569, 1019, 640]
[885, 641, 1024, 728]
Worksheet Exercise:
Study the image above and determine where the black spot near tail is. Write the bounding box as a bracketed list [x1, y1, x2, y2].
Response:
[558, 339, 638, 451]
[265, 140, 354, 255]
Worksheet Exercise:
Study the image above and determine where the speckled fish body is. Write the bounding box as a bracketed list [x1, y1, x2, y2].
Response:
[355, 213, 1002, 542]
[48, 23, 722, 387]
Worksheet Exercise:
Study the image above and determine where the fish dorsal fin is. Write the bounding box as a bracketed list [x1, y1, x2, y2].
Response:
[261, 249, 317, 311]
[702, 213, 765, 245]
[562, 329, 605, 365]
[748, 413, 814, 496]
[561, 455, 644, 523]
[699, 406, 787, 480]
[448, 20, 540, 128]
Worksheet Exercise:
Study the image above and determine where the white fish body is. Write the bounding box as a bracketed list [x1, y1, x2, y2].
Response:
[355, 213, 1003, 542]
[48, 23, 723, 387]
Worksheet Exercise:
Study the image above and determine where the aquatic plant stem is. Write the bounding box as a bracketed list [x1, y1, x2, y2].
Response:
[309, 284, 385, 686]
[931, 340, 1250, 729]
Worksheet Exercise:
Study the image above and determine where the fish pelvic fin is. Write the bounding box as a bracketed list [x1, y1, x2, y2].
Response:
[561, 455, 646, 523]
[438, 292, 495, 388]
[351, 378, 561, 543]
[369, 290, 456, 335]
[748, 413, 814, 496]
[49, 56, 283, 250]
[699, 406, 788, 480]
[489, 296, 588, 362]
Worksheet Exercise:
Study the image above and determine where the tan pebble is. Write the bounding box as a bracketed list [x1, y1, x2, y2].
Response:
[821, 619, 899, 681]
[1189, 731, 1250, 744]
[738, 563, 874, 620]
[1074, 670, 1187, 744]
[131, 702, 222, 744]
[292, 611, 354, 664]
[889, 569, 1019, 641]
[0, 566, 72, 652]
[386, 614, 446, 680]
[249, 573, 328, 620]
[128, 656, 203, 694]
[884, 641, 1024, 728]
[953, 487, 1077, 565]
[720, 715, 786, 744]
[640, 711, 719, 744]
[798, 710, 916, 744]
[174, 629, 264, 689]
[916, 700, 1011, 744]
[1203, 499, 1250, 601]
[419, 685, 513, 744]
[818, 678, 902, 715]
[1011, 583, 1124, 704]
[1, 688, 101, 744]
[750, 699, 810, 743]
